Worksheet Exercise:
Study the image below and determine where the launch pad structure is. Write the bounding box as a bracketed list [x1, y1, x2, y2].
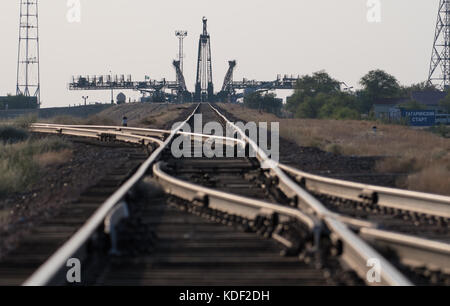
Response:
[69, 17, 300, 103]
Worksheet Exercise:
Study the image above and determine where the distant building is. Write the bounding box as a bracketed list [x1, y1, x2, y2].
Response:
[0, 96, 38, 110]
[372, 97, 409, 119]
[372, 91, 447, 119]
[410, 91, 447, 112]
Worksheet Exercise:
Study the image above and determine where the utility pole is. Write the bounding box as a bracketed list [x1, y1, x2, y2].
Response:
[428, 0, 450, 90]
[82, 96, 88, 106]
[110, 71, 114, 104]
[16, 0, 41, 107]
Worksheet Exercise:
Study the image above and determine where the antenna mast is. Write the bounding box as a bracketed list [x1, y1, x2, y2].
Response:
[17, 0, 41, 106]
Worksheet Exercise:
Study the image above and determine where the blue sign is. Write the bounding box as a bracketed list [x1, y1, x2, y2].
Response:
[401, 109, 436, 127]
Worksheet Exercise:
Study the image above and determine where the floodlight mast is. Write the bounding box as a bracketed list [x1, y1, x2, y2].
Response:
[428, 0, 450, 90]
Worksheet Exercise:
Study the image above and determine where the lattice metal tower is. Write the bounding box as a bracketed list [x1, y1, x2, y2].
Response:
[428, 0, 450, 90]
[16, 0, 40, 106]
[175, 31, 188, 79]
[195, 17, 214, 102]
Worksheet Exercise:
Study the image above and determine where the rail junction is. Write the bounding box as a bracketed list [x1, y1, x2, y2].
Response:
[0, 103, 448, 286]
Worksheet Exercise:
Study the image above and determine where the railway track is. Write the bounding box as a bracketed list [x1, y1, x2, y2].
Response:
[0, 140, 149, 286]
[1, 103, 448, 286]
[210, 103, 450, 285]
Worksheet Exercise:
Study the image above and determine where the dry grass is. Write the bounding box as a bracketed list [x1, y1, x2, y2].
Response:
[218, 103, 450, 196]
[137, 105, 192, 129]
[404, 165, 450, 195]
[97, 103, 189, 128]
[46, 114, 116, 126]
[0, 114, 37, 129]
[0, 137, 72, 197]
[44, 103, 193, 129]
[34, 149, 73, 167]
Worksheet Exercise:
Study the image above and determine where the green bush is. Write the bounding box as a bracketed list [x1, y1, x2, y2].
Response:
[0, 126, 29, 144]
[295, 92, 361, 120]
[288, 69, 406, 118]
[286, 71, 341, 113]
[296, 97, 319, 118]
[244, 92, 283, 115]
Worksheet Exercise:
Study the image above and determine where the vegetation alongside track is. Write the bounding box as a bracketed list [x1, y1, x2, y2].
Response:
[0, 103, 194, 199]
[43, 103, 193, 129]
[285, 70, 444, 119]
[0, 120, 72, 198]
[218, 103, 450, 196]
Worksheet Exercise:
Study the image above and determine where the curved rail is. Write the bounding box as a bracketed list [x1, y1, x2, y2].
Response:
[33, 123, 450, 219]
[207, 103, 412, 286]
[31, 125, 165, 147]
[153, 162, 318, 231]
[32, 123, 169, 141]
[360, 228, 450, 274]
[279, 164, 450, 219]
[208, 103, 450, 280]
[24, 104, 449, 285]
[23, 105, 200, 286]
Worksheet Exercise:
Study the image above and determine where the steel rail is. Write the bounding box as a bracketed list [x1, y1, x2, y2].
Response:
[206, 104, 450, 278]
[279, 164, 450, 219]
[47, 121, 449, 219]
[25, 104, 418, 285]
[32, 123, 243, 146]
[360, 228, 450, 274]
[169, 128, 450, 274]
[32, 120, 450, 276]
[30, 125, 164, 147]
[153, 162, 411, 284]
[153, 162, 318, 231]
[208, 103, 412, 286]
[324, 217, 411, 286]
[32, 123, 169, 139]
[23, 104, 200, 286]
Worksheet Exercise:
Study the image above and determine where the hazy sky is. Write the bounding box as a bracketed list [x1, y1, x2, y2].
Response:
[0, 1, 440, 108]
